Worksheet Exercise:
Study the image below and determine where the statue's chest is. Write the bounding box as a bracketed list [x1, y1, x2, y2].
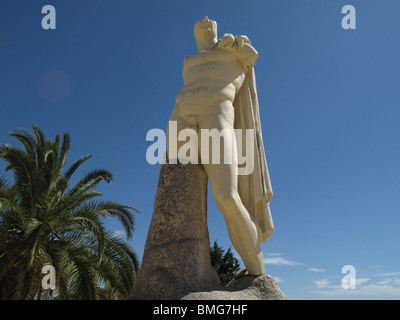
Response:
[184, 48, 237, 70]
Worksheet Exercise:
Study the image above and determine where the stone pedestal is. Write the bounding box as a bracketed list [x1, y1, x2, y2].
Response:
[128, 162, 220, 300]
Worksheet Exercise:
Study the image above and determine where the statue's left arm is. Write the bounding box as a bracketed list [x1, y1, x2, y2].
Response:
[217, 33, 259, 70]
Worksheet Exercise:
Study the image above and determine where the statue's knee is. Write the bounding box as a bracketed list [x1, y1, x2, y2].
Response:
[214, 193, 239, 214]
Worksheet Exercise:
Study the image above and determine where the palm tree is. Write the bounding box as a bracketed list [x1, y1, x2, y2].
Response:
[0, 125, 140, 300]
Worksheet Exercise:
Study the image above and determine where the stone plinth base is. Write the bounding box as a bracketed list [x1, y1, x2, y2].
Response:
[128, 162, 220, 300]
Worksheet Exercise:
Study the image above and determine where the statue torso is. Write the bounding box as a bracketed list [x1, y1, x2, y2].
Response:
[175, 47, 246, 118]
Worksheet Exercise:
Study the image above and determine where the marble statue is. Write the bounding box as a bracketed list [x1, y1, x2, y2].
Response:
[167, 16, 274, 276]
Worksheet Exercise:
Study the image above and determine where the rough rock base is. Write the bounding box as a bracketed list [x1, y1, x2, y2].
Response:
[180, 274, 287, 300]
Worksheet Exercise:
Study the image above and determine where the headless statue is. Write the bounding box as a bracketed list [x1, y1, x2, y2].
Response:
[167, 17, 274, 276]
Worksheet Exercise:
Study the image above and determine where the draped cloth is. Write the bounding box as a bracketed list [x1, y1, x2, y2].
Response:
[233, 67, 274, 243]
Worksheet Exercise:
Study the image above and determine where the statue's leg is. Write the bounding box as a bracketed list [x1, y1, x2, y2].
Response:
[198, 102, 265, 276]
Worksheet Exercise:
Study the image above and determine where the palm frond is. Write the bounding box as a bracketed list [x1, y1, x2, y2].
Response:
[63, 155, 92, 181]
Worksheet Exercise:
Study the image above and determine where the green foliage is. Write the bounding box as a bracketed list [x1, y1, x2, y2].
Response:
[209, 240, 240, 285]
[0, 125, 140, 300]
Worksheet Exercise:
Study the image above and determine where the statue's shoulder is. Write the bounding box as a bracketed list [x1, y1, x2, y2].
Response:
[217, 33, 253, 49]
[183, 50, 205, 69]
[217, 33, 259, 70]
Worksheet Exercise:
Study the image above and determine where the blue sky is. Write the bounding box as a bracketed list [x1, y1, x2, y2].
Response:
[0, 0, 399, 299]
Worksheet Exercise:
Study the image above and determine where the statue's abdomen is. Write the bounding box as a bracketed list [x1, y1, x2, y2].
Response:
[176, 80, 235, 116]
[175, 52, 245, 118]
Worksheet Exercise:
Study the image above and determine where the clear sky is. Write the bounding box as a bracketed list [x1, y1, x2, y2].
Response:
[0, 0, 399, 300]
